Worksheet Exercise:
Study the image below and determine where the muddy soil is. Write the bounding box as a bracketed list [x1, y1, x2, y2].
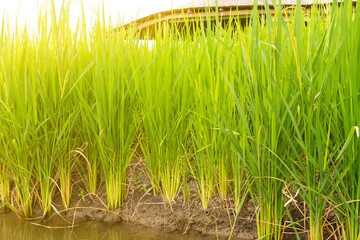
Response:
[44, 173, 257, 239]
[0, 165, 253, 239]
[0, 165, 316, 240]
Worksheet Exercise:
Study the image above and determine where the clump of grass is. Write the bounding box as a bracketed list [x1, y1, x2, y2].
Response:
[137, 30, 193, 203]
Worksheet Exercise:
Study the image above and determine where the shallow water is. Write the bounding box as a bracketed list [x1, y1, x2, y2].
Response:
[0, 212, 216, 240]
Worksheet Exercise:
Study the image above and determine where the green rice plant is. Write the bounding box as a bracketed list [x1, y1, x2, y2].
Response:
[0, 23, 37, 217]
[83, 16, 140, 210]
[0, 1, 86, 216]
[189, 120, 235, 209]
[222, 6, 291, 239]
[269, 2, 360, 239]
[188, 51, 235, 209]
[74, 57, 98, 196]
[32, 2, 82, 215]
[0, 98, 36, 218]
[189, 117, 217, 210]
[322, 2, 360, 239]
[137, 31, 193, 203]
[229, 1, 360, 239]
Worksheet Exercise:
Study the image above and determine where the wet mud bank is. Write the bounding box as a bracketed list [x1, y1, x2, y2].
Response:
[0, 169, 258, 240]
[1, 165, 325, 240]
[0, 167, 313, 240]
[44, 188, 257, 239]
[49, 180, 256, 239]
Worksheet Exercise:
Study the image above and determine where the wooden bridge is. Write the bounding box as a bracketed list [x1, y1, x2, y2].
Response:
[116, 0, 357, 39]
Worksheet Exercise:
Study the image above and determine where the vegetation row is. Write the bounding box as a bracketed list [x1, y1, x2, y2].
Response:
[0, 1, 359, 239]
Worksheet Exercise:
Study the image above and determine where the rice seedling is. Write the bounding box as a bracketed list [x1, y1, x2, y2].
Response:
[187, 33, 238, 209]
[137, 28, 193, 203]
[87, 19, 140, 210]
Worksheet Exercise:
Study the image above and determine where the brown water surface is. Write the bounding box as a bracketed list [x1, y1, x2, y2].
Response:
[0, 213, 220, 240]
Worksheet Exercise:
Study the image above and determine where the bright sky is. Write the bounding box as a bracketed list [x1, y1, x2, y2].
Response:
[0, 0, 190, 30]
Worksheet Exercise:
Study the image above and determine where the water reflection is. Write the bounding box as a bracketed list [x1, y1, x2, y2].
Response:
[0, 213, 209, 240]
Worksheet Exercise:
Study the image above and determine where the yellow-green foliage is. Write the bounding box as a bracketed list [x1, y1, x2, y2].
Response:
[0, 1, 359, 239]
